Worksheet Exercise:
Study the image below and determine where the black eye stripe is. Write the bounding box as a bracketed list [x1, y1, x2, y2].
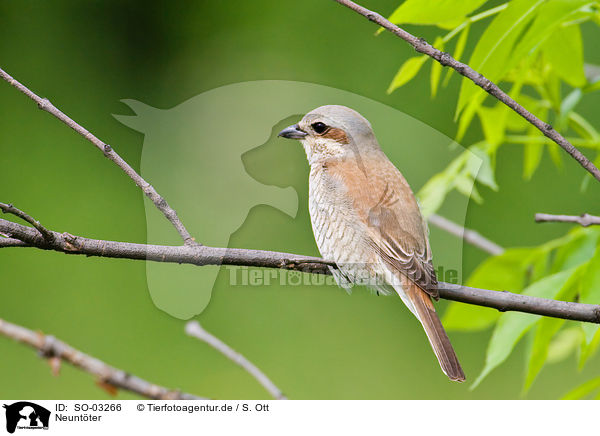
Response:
[311, 122, 328, 134]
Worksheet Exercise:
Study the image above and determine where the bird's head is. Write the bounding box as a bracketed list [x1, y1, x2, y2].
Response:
[278, 105, 380, 165]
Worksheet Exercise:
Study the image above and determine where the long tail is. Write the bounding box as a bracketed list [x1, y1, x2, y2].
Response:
[405, 282, 465, 382]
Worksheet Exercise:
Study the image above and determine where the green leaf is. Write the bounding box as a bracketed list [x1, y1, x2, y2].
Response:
[387, 0, 488, 28]
[568, 112, 600, 142]
[477, 105, 508, 147]
[523, 141, 544, 179]
[416, 173, 453, 218]
[547, 327, 583, 363]
[456, 97, 479, 140]
[547, 142, 564, 168]
[579, 326, 600, 369]
[443, 21, 471, 86]
[579, 244, 600, 343]
[562, 376, 600, 400]
[430, 37, 445, 98]
[524, 317, 565, 392]
[471, 269, 575, 389]
[584, 76, 600, 93]
[466, 146, 498, 190]
[454, 174, 482, 202]
[522, 262, 584, 391]
[387, 56, 428, 94]
[512, 0, 591, 68]
[456, 0, 545, 116]
[545, 68, 563, 111]
[551, 228, 599, 273]
[542, 20, 587, 88]
[468, 248, 535, 291]
[443, 302, 500, 331]
[444, 248, 540, 333]
[558, 89, 583, 131]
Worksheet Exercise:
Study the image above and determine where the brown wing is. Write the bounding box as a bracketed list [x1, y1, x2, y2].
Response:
[361, 158, 438, 298]
[326, 154, 464, 381]
[360, 158, 463, 381]
[323, 154, 437, 295]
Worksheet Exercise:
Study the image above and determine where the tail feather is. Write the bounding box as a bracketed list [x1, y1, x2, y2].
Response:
[405, 281, 465, 382]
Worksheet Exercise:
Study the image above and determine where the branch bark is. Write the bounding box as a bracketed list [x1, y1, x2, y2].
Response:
[436, 283, 600, 324]
[535, 213, 600, 227]
[0, 202, 54, 242]
[1, 61, 598, 401]
[0, 318, 204, 400]
[331, 0, 600, 183]
[2, 217, 599, 324]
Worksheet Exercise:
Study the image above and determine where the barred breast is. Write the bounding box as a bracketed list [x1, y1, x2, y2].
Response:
[308, 164, 375, 287]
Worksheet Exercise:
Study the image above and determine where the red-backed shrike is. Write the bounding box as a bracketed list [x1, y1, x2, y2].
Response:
[279, 105, 464, 381]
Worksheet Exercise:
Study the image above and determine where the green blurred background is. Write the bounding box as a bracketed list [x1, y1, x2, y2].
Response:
[1, 0, 599, 399]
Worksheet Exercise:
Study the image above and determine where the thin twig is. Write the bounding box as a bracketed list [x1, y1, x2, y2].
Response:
[0, 318, 204, 400]
[2, 218, 599, 324]
[0, 202, 54, 241]
[185, 321, 287, 400]
[0, 67, 197, 246]
[331, 0, 600, 183]
[429, 213, 504, 256]
[535, 213, 600, 227]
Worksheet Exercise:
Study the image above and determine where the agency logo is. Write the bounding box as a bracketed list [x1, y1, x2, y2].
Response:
[3, 402, 50, 434]
[113, 80, 475, 319]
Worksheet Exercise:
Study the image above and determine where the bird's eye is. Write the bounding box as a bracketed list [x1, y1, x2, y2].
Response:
[311, 122, 328, 134]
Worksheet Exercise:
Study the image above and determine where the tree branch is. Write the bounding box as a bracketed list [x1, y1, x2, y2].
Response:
[331, 0, 600, 183]
[535, 213, 600, 227]
[0, 237, 29, 247]
[2, 217, 599, 324]
[0, 202, 54, 242]
[0, 318, 204, 400]
[428, 213, 504, 256]
[0, 218, 333, 274]
[185, 321, 286, 400]
[0, 67, 197, 246]
[436, 283, 600, 324]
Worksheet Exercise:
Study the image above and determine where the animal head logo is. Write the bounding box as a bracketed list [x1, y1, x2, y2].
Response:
[113, 80, 479, 319]
[3, 402, 50, 434]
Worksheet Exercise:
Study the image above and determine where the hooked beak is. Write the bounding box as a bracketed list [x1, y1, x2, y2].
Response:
[278, 124, 307, 139]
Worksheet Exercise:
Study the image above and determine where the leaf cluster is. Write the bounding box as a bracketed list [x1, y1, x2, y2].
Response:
[384, 0, 600, 396]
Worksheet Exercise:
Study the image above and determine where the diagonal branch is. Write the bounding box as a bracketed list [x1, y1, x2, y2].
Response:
[535, 213, 600, 227]
[0, 318, 204, 400]
[331, 0, 600, 183]
[0, 67, 502, 258]
[0, 67, 197, 246]
[428, 213, 504, 256]
[0, 202, 54, 242]
[2, 217, 599, 324]
[185, 321, 286, 400]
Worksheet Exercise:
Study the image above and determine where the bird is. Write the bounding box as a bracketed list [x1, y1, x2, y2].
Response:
[278, 105, 465, 382]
